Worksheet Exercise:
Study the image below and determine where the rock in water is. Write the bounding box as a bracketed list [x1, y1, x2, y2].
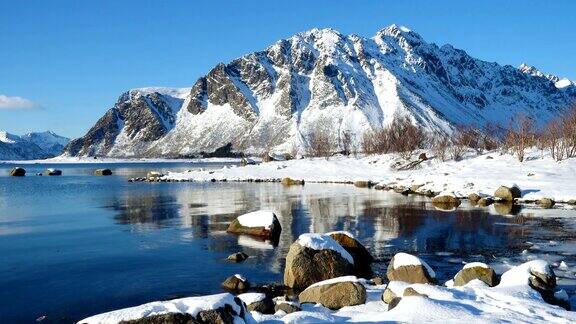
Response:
[284, 233, 354, 291]
[221, 274, 250, 292]
[454, 262, 497, 287]
[353, 181, 373, 188]
[146, 171, 163, 180]
[226, 210, 281, 242]
[10, 167, 25, 176]
[432, 194, 461, 209]
[45, 168, 62, 176]
[477, 197, 494, 207]
[227, 252, 249, 263]
[94, 168, 113, 176]
[386, 252, 436, 284]
[328, 231, 374, 278]
[494, 185, 521, 201]
[468, 193, 481, 203]
[281, 177, 304, 186]
[538, 198, 555, 209]
[298, 276, 366, 310]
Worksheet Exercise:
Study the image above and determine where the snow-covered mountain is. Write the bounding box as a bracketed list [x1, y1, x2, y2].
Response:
[63, 24, 576, 158]
[0, 131, 70, 160]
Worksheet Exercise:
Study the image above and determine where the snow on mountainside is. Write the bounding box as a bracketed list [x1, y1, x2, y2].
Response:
[0, 131, 70, 160]
[62, 24, 576, 158]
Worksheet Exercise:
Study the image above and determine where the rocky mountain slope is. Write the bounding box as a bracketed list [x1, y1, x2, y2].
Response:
[63, 24, 576, 158]
[0, 131, 70, 160]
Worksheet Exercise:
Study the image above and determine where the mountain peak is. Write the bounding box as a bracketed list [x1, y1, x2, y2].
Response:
[376, 24, 422, 41]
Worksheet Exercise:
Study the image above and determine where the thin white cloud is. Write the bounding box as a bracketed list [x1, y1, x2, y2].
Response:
[0, 94, 37, 110]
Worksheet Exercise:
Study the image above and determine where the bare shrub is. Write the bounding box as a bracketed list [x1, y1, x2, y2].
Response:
[307, 117, 334, 158]
[361, 116, 425, 158]
[504, 114, 536, 162]
[432, 135, 450, 161]
[341, 130, 353, 155]
[541, 104, 576, 161]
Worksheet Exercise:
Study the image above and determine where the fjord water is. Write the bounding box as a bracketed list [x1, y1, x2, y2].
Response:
[0, 163, 575, 323]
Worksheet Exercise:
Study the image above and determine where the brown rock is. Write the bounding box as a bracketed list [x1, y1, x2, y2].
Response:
[281, 177, 304, 186]
[418, 153, 427, 161]
[353, 181, 373, 188]
[226, 213, 281, 242]
[403, 287, 428, 297]
[284, 241, 353, 291]
[222, 274, 250, 292]
[388, 297, 402, 310]
[245, 296, 275, 314]
[477, 197, 494, 207]
[494, 185, 521, 201]
[227, 252, 249, 263]
[274, 302, 301, 314]
[538, 198, 555, 209]
[386, 253, 436, 284]
[468, 193, 481, 203]
[328, 232, 374, 277]
[454, 263, 497, 287]
[298, 280, 366, 310]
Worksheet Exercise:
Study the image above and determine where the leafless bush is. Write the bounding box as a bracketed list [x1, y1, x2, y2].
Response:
[308, 117, 334, 158]
[432, 135, 450, 161]
[541, 104, 576, 161]
[361, 115, 425, 158]
[504, 113, 536, 162]
[341, 130, 353, 155]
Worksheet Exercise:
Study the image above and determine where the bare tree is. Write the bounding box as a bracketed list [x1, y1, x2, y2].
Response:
[505, 113, 536, 162]
[341, 130, 353, 155]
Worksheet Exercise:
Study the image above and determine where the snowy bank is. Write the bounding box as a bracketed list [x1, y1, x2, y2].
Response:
[163, 149, 576, 203]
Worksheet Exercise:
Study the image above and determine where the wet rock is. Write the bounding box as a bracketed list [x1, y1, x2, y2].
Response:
[454, 262, 497, 287]
[274, 302, 301, 314]
[328, 232, 374, 278]
[386, 253, 436, 284]
[353, 180, 373, 188]
[432, 194, 461, 209]
[226, 211, 281, 242]
[284, 236, 354, 291]
[281, 177, 304, 186]
[94, 169, 113, 176]
[538, 198, 555, 209]
[227, 252, 249, 263]
[45, 168, 62, 176]
[494, 185, 521, 201]
[298, 278, 366, 310]
[403, 287, 428, 297]
[468, 193, 481, 203]
[10, 167, 26, 176]
[222, 274, 250, 292]
[477, 197, 494, 207]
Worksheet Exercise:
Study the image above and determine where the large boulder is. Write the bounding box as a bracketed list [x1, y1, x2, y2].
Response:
[432, 192, 461, 210]
[9, 167, 25, 176]
[79, 293, 247, 324]
[237, 293, 275, 314]
[538, 198, 555, 209]
[284, 233, 354, 291]
[221, 274, 250, 292]
[94, 168, 113, 176]
[328, 231, 374, 277]
[494, 185, 521, 201]
[454, 262, 497, 287]
[386, 253, 436, 284]
[298, 276, 366, 310]
[45, 168, 62, 176]
[226, 210, 281, 242]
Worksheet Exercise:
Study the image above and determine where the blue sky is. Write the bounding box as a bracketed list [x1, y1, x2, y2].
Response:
[1, 0, 575, 138]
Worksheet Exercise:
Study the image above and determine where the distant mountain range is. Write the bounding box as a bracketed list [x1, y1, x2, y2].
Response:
[61, 24, 576, 158]
[0, 131, 69, 160]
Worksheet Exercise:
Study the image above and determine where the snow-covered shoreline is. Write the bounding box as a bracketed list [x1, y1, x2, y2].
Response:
[162, 149, 576, 204]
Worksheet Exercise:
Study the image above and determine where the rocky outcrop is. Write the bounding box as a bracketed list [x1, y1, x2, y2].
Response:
[454, 263, 497, 287]
[284, 234, 354, 291]
[298, 277, 366, 310]
[386, 253, 436, 284]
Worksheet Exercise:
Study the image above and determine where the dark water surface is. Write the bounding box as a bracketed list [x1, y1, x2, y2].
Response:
[1, 162, 575, 323]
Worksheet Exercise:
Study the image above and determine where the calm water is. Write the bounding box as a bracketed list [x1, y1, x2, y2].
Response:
[1, 162, 575, 323]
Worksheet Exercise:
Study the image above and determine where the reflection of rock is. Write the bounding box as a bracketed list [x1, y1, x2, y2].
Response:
[493, 202, 521, 215]
[237, 235, 274, 250]
[109, 194, 180, 227]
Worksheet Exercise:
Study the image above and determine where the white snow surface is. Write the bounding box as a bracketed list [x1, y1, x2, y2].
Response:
[297, 233, 354, 264]
[79, 293, 244, 324]
[307, 276, 360, 289]
[238, 293, 266, 305]
[165, 149, 576, 202]
[0, 130, 69, 160]
[392, 252, 436, 278]
[237, 210, 277, 229]
[463, 262, 490, 269]
[81, 260, 576, 323]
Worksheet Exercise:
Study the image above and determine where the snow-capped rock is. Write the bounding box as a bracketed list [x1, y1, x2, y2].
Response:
[0, 130, 69, 160]
[63, 24, 576, 158]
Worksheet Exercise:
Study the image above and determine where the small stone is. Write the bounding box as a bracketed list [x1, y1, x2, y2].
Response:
[227, 252, 249, 263]
[403, 287, 428, 297]
[274, 302, 301, 314]
[221, 274, 250, 292]
[388, 297, 402, 310]
[371, 277, 384, 285]
[477, 197, 494, 207]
